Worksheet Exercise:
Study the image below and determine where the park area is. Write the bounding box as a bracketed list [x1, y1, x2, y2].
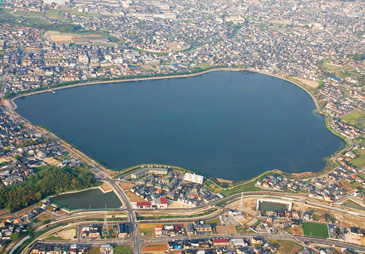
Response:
[303, 222, 329, 238]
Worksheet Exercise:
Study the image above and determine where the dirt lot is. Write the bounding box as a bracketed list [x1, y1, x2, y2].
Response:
[99, 182, 113, 192]
[290, 225, 304, 235]
[168, 201, 194, 208]
[291, 171, 318, 179]
[119, 182, 135, 190]
[294, 77, 319, 88]
[216, 225, 237, 235]
[0, 157, 11, 164]
[306, 204, 365, 227]
[125, 191, 146, 203]
[43, 157, 61, 166]
[37, 212, 53, 222]
[0, 209, 8, 217]
[59, 228, 76, 240]
[138, 224, 157, 237]
[226, 198, 257, 215]
[142, 244, 168, 254]
[48, 34, 75, 43]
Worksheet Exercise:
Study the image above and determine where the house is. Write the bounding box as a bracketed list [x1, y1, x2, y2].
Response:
[231, 238, 247, 247]
[186, 224, 195, 236]
[100, 244, 113, 254]
[136, 202, 152, 209]
[155, 225, 163, 236]
[212, 238, 230, 247]
[194, 224, 212, 233]
[154, 197, 168, 208]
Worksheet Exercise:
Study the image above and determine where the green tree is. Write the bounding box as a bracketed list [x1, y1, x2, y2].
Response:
[10, 232, 20, 241]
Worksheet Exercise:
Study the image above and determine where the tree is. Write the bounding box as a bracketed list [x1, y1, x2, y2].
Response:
[10, 232, 20, 241]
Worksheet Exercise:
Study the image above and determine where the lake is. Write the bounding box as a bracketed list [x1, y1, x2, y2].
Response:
[50, 188, 122, 210]
[15, 71, 344, 180]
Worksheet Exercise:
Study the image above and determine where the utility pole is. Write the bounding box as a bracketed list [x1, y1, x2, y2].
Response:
[102, 205, 109, 237]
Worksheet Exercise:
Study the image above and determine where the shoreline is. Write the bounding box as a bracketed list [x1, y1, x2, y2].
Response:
[8, 67, 319, 110]
[4, 68, 349, 183]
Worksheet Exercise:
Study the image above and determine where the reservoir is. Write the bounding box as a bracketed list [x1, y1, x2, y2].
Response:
[15, 72, 344, 180]
[50, 188, 122, 210]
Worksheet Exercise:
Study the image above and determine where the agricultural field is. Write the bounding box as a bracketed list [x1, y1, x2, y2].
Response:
[302, 222, 329, 238]
[270, 240, 303, 254]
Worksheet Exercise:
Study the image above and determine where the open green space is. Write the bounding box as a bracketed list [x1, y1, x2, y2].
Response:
[341, 110, 365, 129]
[319, 60, 353, 72]
[88, 247, 100, 254]
[206, 171, 285, 197]
[302, 222, 329, 238]
[113, 246, 132, 254]
[343, 200, 365, 211]
[194, 63, 212, 70]
[350, 149, 365, 168]
[46, 9, 65, 20]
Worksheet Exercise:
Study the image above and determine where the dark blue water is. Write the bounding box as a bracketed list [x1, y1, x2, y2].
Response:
[15, 72, 344, 180]
[50, 189, 122, 210]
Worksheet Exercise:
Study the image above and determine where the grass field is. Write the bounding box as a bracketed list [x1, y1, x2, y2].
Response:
[194, 63, 212, 70]
[270, 240, 303, 254]
[138, 224, 156, 237]
[341, 110, 365, 129]
[87, 247, 100, 254]
[113, 245, 132, 254]
[351, 149, 365, 168]
[302, 222, 329, 238]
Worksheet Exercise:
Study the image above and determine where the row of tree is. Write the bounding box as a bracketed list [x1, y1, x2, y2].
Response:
[0, 165, 95, 212]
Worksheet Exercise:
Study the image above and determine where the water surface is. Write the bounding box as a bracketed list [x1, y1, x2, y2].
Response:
[50, 189, 122, 210]
[15, 72, 344, 180]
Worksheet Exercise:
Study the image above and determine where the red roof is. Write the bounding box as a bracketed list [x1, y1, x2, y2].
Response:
[160, 197, 168, 204]
[137, 202, 151, 207]
[213, 239, 230, 243]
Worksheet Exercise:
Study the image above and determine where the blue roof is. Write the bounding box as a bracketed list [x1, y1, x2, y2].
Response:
[331, 76, 342, 82]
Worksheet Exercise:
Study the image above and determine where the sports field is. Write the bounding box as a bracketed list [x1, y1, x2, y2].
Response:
[303, 222, 329, 238]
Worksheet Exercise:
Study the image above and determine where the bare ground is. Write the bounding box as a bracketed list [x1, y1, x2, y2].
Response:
[59, 228, 76, 240]
[226, 198, 257, 215]
[99, 181, 113, 192]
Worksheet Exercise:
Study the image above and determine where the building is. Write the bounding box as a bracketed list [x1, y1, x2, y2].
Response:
[118, 223, 130, 238]
[194, 224, 212, 233]
[131, 168, 168, 179]
[186, 224, 195, 236]
[154, 197, 168, 209]
[135, 202, 152, 209]
[231, 238, 247, 247]
[213, 238, 230, 247]
[155, 225, 163, 236]
[184, 173, 204, 184]
[100, 244, 113, 254]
